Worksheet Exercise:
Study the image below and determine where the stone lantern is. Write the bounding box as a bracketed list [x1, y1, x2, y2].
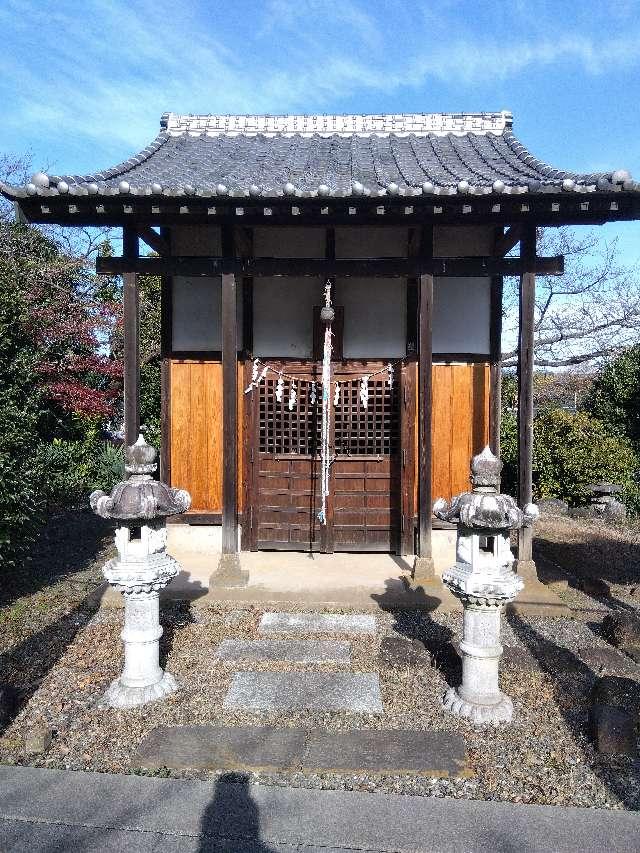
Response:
[434, 446, 538, 724]
[90, 435, 191, 708]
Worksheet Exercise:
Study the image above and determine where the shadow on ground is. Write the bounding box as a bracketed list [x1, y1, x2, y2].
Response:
[535, 530, 640, 590]
[507, 609, 640, 810]
[0, 508, 113, 609]
[372, 579, 461, 687]
[0, 591, 101, 736]
[198, 772, 276, 852]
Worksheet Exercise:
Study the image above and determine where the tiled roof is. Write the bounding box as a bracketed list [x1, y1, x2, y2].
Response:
[3, 112, 636, 201]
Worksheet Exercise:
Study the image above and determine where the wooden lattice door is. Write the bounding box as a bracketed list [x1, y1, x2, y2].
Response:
[244, 361, 412, 553]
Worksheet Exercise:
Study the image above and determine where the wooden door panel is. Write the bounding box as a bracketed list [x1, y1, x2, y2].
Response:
[249, 360, 407, 553]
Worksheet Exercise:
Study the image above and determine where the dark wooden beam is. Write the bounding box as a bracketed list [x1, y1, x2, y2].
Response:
[122, 227, 139, 448]
[136, 225, 169, 256]
[516, 224, 538, 580]
[97, 255, 564, 279]
[494, 225, 522, 257]
[489, 227, 504, 457]
[413, 226, 435, 582]
[159, 226, 172, 483]
[214, 227, 246, 584]
[221, 269, 238, 554]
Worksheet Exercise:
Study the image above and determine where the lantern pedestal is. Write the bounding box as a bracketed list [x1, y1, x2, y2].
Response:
[442, 598, 515, 724]
[434, 446, 536, 725]
[90, 435, 191, 709]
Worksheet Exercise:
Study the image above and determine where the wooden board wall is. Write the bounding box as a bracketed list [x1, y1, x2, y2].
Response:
[425, 363, 490, 504]
[169, 359, 488, 514]
[169, 360, 243, 513]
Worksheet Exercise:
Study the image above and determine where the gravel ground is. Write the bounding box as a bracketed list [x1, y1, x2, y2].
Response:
[0, 512, 639, 810]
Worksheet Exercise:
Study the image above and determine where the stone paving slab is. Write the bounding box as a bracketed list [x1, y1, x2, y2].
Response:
[223, 672, 383, 712]
[259, 612, 376, 635]
[302, 729, 469, 777]
[216, 638, 351, 663]
[135, 725, 305, 772]
[134, 725, 469, 777]
[378, 636, 430, 667]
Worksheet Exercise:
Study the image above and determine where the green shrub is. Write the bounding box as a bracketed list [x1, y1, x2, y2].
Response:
[501, 407, 639, 510]
[584, 346, 640, 449]
[37, 440, 124, 507]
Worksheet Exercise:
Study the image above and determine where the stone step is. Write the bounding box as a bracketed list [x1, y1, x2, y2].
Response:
[134, 725, 469, 777]
[223, 672, 383, 713]
[216, 639, 351, 664]
[259, 612, 376, 635]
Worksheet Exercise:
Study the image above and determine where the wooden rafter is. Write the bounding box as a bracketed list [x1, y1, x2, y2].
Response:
[494, 225, 522, 257]
[136, 225, 169, 256]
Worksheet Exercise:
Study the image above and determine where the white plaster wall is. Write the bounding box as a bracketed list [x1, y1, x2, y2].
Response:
[172, 277, 244, 351]
[433, 226, 493, 356]
[171, 225, 222, 255]
[253, 277, 322, 357]
[434, 225, 494, 257]
[433, 277, 491, 355]
[335, 227, 408, 258]
[337, 278, 406, 358]
[254, 227, 326, 258]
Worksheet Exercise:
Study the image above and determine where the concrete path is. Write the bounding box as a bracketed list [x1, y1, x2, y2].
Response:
[0, 765, 638, 852]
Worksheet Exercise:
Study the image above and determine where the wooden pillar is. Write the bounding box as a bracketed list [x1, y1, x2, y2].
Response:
[489, 228, 504, 457]
[413, 227, 435, 582]
[159, 227, 172, 484]
[122, 227, 139, 448]
[516, 225, 538, 581]
[214, 229, 247, 585]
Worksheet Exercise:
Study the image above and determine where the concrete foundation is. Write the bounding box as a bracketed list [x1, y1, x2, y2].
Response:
[86, 522, 569, 616]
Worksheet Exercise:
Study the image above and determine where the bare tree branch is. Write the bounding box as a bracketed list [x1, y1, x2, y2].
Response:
[502, 226, 640, 368]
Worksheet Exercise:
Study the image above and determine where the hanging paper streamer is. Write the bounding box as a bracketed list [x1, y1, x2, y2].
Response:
[318, 280, 333, 525]
[359, 374, 370, 409]
[387, 362, 394, 389]
[310, 381, 317, 405]
[276, 371, 284, 403]
[334, 382, 340, 407]
[288, 382, 297, 411]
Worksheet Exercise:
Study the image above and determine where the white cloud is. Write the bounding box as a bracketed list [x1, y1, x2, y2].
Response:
[1, 0, 640, 169]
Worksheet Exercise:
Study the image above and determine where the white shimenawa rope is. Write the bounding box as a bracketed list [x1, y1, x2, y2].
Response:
[318, 280, 333, 525]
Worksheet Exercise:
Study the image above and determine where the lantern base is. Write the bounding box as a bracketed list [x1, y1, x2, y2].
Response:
[443, 685, 513, 724]
[99, 671, 178, 709]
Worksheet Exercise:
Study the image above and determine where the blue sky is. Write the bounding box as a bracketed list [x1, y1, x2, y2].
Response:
[1, 0, 639, 259]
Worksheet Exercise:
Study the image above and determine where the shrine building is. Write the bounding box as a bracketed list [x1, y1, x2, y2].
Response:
[3, 111, 638, 587]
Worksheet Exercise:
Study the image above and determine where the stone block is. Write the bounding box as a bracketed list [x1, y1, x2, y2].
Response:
[589, 705, 637, 757]
[591, 675, 640, 716]
[302, 729, 469, 777]
[133, 725, 471, 777]
[537, 498, 569, 517]
[24, 725, 53, 755]
[602, 612, 640, 650]
[378, 637, 430, 667]
[223, 672, 383, 713]
[259, 612, 376, 635]
[135, 725, 305, 771]
[578, 646, 639, 676]
[216, 639, 351, 664]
